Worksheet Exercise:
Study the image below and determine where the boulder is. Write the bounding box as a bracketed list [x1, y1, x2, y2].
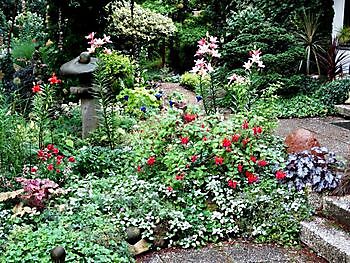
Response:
[285, 128, 320, 153]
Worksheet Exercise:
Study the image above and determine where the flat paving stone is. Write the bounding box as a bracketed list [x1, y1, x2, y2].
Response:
[158, 247, 230, 263]
[222, 243, 289, 263]
[136, 241, 326, 263]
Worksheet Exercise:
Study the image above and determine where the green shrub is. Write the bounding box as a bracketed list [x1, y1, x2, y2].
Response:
[221, 6, 304, 93]
[0, 209, 133, 262]
[11, 40, 36, 66]
[74, 146, 134, 177]
[180, 72, 200, 90]
[316, 78, 350, 107]
[272, 94, 328, 118]
[96, 51, 134, 95]
[0, 96, 32, 186]
[118, 86, 162, 117]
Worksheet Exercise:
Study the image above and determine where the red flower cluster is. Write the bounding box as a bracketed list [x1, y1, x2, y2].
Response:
[33, 144, 75, 176]
[237, 163, 243, 173]
[191, 155, 198, 162]
[48, 73, 62, 85]
[184, 113, 197, 123]
[231, 134, 240, 142]
[242, 138, 249, 147]
[242, 119, 249, 129]
[276, 170, 286, 180]
[246, 171, 258, 184]
[147, 156, 156, 166]
[32, 84, 41, 93]
[214, 156, 224, 165]
[257, 160, 268, 167]
[250, 156, 257, 163]
[253, 126, 263, 135]
[175, 173, 185, 180]
[228, 179, 237, 189]
[181, 136, 190, 145]
[222, 138, 231, 148]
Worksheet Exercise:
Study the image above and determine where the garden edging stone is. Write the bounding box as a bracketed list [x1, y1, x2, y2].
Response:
[323, 195, 350, 228]
[300, 216, 350, 263]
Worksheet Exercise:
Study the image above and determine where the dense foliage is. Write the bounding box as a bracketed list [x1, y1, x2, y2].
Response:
[0, 0, 347, 261]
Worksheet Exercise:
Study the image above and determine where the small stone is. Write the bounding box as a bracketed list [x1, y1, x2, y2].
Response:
[284, 128, 320, 153]
[51, 246, 66, 263]
[128, 239, 151, 255]
[126, 227, 141, 245]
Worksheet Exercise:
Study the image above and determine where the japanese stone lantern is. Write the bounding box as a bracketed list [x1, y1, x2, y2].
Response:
[60, 52, 98, 138]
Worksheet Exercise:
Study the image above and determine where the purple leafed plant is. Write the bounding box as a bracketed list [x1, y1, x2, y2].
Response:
[15, 177, 60, 208]
[283, 147, 345, 192]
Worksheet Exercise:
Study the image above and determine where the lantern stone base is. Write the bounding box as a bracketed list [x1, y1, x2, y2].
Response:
[70, 86, 98, 138]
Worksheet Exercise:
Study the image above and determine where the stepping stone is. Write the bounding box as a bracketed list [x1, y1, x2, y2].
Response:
[300, 217, 350, 263]
[323, 195, 350, 228]
[335, 104, 350, 118]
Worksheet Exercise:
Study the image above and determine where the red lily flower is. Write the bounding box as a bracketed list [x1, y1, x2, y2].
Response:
[48, 73, 62, 84]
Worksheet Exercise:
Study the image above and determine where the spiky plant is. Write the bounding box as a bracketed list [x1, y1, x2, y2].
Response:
[320, 38, 350, 80]
[294, 10, 325, 75]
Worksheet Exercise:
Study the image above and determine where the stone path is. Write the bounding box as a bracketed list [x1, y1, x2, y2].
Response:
[137, 241, 326, 263]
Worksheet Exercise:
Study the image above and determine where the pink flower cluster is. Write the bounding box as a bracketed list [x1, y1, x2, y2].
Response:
[85, 32, 112, 54]
[191, 34, 220, 75]
[227, 48, 265, 85]
[243, 48, 265, 71]
[15, 177, 59, 208]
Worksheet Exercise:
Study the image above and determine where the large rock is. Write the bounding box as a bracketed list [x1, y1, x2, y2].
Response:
[284, 128, 320, 153]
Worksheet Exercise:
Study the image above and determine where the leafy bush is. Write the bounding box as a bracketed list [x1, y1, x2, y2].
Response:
[221, 6, 304, 93]
[105, 111, 311, 246]
[74, 146, 134, 177]
[283, 147, 344, 192]
[0, 94, 32, 185]
[132, 111, 283, 190]
[272, 94, 328, 118]
[96, 51, 134, 95]
[106, 1, 176, 43]
[180, 72, 200, 90]
[11, 40, 36, 66]
[0, 211, 133, 262]
[51, 169, 310, 249]
[316, 78, 350, 107]
[119, 86, 162, 117]
[14, 11, 47, 43]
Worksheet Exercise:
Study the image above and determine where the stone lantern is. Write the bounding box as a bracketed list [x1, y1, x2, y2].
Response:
[60, 52, 99, 138]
